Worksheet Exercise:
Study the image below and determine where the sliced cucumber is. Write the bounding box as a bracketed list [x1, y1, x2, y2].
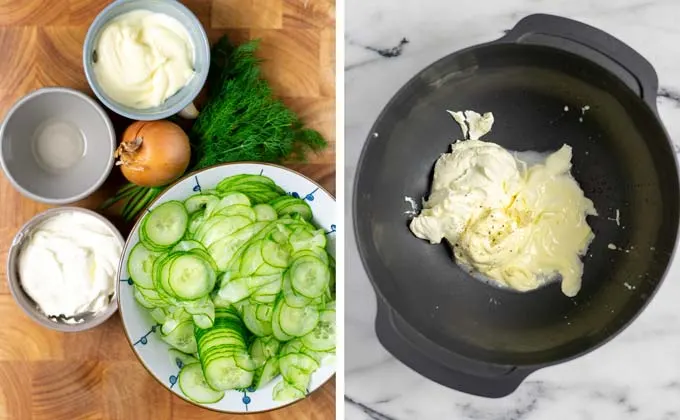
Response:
[243, 303, 273, 337]
[273, 380, 305, 401]
[217, 204, 257, 221]
[184, 194, 219, 215]
[172, 240, 205, 253]
[161, 320, 197, 354]
[132, 173, 334, 401]
[289, 228, 327, 253]
[279, 301, 319, 337]
[143, 201, 188, 248]
[254, 204, 278, 221]
[128, 243, 161, 289]
[201, 216, 253, 248]
[272, 298, 294, 342]
[282, 271, 311, 308]
[179, 363, 225, 404]
[301, 309, 335, 351]
[262, 239, 290, 268]
[289, 256, 330, 299]
[254, 357, 280, 390]
[134, 286, 155, 308]
[168, 254, 216, 300]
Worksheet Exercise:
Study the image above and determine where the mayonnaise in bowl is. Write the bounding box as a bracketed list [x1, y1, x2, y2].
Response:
[93, 9, 195, 109]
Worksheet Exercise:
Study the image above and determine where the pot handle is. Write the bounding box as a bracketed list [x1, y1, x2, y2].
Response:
[375, 297, 532, 398]
[499, 13, 658, 111]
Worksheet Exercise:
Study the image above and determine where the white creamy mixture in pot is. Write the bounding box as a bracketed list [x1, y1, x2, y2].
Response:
[410, 111, 597, 297]
[18, 212, 122, 319]
[94, 10, 195, 109]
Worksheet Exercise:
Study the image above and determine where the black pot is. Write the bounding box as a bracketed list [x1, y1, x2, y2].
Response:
[353, 14, 680, 398]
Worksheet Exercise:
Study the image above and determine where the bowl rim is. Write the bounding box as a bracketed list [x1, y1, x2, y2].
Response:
[0, 86, 116, 205]
[6, 206, 124, 332]
[116, 161, 336, 414]
[82, 0, 211, 121]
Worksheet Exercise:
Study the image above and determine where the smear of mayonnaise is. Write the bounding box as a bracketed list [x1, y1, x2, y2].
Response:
[410, 111, 597, 297]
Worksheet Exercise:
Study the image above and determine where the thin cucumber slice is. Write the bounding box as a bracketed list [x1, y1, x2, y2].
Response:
[279, 301, 319, 337]
[136, 287, 167, 307]
[255, 263, 285, 276]
[203, 357, 254, 391]
[143, 201, 188, 247]
[184, 194, 219, 215]
[217, 175, 279, 192]
[249, 337, 268, 367]
[239, 240, 265, 276]
[250, 294, 278, 304]
[277, 199, 313, 221]
[289, 228, 327, 253]
[243, 304, 273, 337]
[218, 204, 257, 221]
[187, 211, 206, 237]
[161, 320, 197, 354]
[292, 248, 329, 266]
[281, 339, 304, 356]
[279, 353, 319, 378]
[168, 254, 216, 300]
[301, 309, 335, 351]
[139, 222, 168, 252]
[201, 216, 252, 248]
[272, 298, 294, 342]
[289, 256, 330, 299]
[254, 204, 277, 221]
[254, 357, 280, 390]
[179, 363, 225, 404]
[128, 243, 161, 289]
[206, 193, 251, 217]
[172, 240, 205, 253]
[208, 222, 269, 271]
[273, 380, 305, 401]
[150, 307, 167, 324]
[134, 286, 155, 308]
[282, 271, 311, 308]
[262, 239, 290, 268]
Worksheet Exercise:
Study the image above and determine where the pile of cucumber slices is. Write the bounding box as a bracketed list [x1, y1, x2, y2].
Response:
[129, 174, 336, 403]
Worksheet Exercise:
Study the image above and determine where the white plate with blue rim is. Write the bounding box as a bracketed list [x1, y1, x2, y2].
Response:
[117, 162, 336, 413]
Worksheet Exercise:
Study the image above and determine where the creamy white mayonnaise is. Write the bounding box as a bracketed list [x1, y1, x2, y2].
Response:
[410, 111, 597, 297]
[18, 212, 122, 319]
[93, 10, 195, 109]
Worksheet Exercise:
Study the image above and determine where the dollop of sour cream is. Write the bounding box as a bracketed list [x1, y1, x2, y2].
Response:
[410, 111, 597, 297]
[18, 212, 122, 319]
[93, 10, 195, 109]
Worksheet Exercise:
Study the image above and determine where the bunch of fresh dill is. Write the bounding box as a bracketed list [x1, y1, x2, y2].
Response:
[189, 36, 327, 170]
[102, 35, 327, 221]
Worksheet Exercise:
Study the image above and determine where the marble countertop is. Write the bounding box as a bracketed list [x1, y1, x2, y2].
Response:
[344, 1, 680, 419]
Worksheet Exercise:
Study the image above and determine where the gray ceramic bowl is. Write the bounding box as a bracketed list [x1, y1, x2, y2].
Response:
[0, 87, 116, 205]
[83, 0, 210, 121]
[6, 207, 124, 332]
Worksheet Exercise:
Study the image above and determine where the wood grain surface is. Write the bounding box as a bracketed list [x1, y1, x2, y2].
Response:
[0, 0, 336, 419]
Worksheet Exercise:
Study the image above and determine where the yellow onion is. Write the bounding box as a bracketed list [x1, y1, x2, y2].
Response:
[114, 121, 191, 187]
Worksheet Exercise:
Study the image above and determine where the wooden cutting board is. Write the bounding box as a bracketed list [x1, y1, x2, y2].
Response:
[0, 0, 336, 419]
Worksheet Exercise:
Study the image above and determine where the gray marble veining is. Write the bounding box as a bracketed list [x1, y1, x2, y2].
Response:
[345, 0, 680, 418]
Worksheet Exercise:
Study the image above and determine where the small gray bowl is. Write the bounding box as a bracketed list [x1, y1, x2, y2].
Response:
[83, 0, 210, 121]
[0, 87, 116, 205]
[7, 207, 124, 332]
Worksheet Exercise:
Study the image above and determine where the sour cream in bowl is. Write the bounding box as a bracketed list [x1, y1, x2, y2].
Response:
[6, 208, 124, 332]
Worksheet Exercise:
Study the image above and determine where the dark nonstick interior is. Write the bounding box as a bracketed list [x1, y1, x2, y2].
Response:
[354, 42, 679, 367]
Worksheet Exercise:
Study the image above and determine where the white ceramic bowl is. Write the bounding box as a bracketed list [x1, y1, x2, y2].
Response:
[118, 163, 336, 413]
